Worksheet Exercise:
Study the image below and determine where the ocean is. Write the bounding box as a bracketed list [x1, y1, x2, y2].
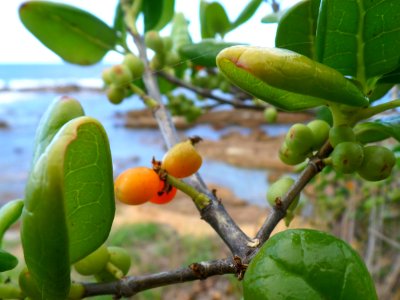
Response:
[0, 63, 275, 207]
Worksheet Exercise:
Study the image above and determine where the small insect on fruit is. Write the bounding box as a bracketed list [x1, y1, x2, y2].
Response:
[162, 137, 203, 178]
[114, 167, 160, 205]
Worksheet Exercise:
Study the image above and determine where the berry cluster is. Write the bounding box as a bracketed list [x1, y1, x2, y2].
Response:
[114, 138, 202, 206]
[102, 53, 145, 104]
[279, 121, 396, 182]
[74, 244, 131, 281]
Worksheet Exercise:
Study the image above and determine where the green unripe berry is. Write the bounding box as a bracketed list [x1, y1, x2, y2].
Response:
[357, 145, 396, 181]
[163, 36, 173, 51]
[219, 80, 230, 93]
[279, 141, 308, 165]
[101, 67, 113, 85]
[331, 142, 364, 174]
[95, 247, 131, 282]
[285, 123, 314, 154]
[267, 176, 299, 226]
[109, 64, 133, 86]
[122, 53, 144, 79]
[329, 125, 355, 147]
[145, 31, 164, 53]
[165, 51, 181, 66]
[107, 85, 126, 104]
[108, 246, 131, 275]
[264, 107, 278, 123]
[150, 53, 165, 70]
[74, 244, 110, 276]
[307, 119, 330, 150]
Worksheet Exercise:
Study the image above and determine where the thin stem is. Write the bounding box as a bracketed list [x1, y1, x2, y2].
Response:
[351, 99, 400, 123]
[158, 71, 261, 111]
[250, 141, 333, 261]
[82, 258, 237, 298]
[120, 6, 253, 256]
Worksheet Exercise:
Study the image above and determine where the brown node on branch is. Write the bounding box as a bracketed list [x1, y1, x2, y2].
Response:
[189, 135, 203, 145]
[274, 197, 283, 209]
[211, 188, 222, 203]
[189, 263, 208, 279]
[233, 255, 248, 280]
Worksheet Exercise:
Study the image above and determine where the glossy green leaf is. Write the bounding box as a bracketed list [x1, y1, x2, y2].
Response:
[231, 0, 262, 30]
[180, 40, 241, 67]
[200, 0, 211, 38]
[0, 249, 18, 272]
[152, 0, 175, 31]
[216, 46, 368, 111]
[354, 115, 400, 143]
[19, 1, 117, 65]
[113, 2, 127, 46]
[317, 0, 400, 81]
[379, 67, 400, 84]
[31, 96, 84, 166]
[21, 114, 115, 299]
[202, 2, 231, 38]
[276, 0, 320, 59]
[141, 0, 175, 32]
[244, 229, 377, 300]
[0, 199, 24, 247]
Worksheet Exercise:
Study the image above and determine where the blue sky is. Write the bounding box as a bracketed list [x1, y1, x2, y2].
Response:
[0, 0, 298, 64]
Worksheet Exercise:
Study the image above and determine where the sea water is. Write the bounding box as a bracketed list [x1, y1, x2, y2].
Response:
[0, 63, 283, 207]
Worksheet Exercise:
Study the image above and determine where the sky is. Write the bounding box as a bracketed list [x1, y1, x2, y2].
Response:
[0, 0, 298, 64]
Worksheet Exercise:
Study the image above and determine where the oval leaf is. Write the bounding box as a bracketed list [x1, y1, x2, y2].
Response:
[355, 115, 400, 143]
[21, 116, 115, 299]
[276, 0, 320, 59]
[317, 0, 400, 80]
[217, 46, 368, 110]
[231, 0, 262, 30]
[19, 1, 117, 65]
[203, 2, 231, 38]
[31, 96, 84, 166]
[244, 229, 377, 300]
[180, 40, 241, 67]
[0, 249, 18, 272]
[0, 199, 24, 247]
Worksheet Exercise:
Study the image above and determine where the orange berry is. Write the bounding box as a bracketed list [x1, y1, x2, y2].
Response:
[162, 139, 202, 178]
[114, 167, 159, 205]
[149, 180, 177, 205]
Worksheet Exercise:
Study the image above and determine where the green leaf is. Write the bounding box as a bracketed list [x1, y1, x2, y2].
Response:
[141, 0, 175, 32]
[201, 2, 231, 38]
[19, 1, 117, 65]
[31, 96, 84, 166]
[379, 66, 400, 84]
[179, 40, 241, 67]
[21, 114, 115, 299]
[231, 0, 262, 30]
[244, 229, 377, 300]
[317, 0, 400, 81]
[113, 2, 128, 46]
[354, 115, 400, 143]
[276, 0, 320, 59]
[0, 249, 18, 272]
[261, 10, 287, 24]
[152, 0, 175, 31]
[216, 46, 368, 111]
[0, 199, 24, 247]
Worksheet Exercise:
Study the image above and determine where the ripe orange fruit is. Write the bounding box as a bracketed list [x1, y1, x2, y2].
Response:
[149, 180, 177, 204]
[162, 139, 202, 178]
[114, 167, 159, 205]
